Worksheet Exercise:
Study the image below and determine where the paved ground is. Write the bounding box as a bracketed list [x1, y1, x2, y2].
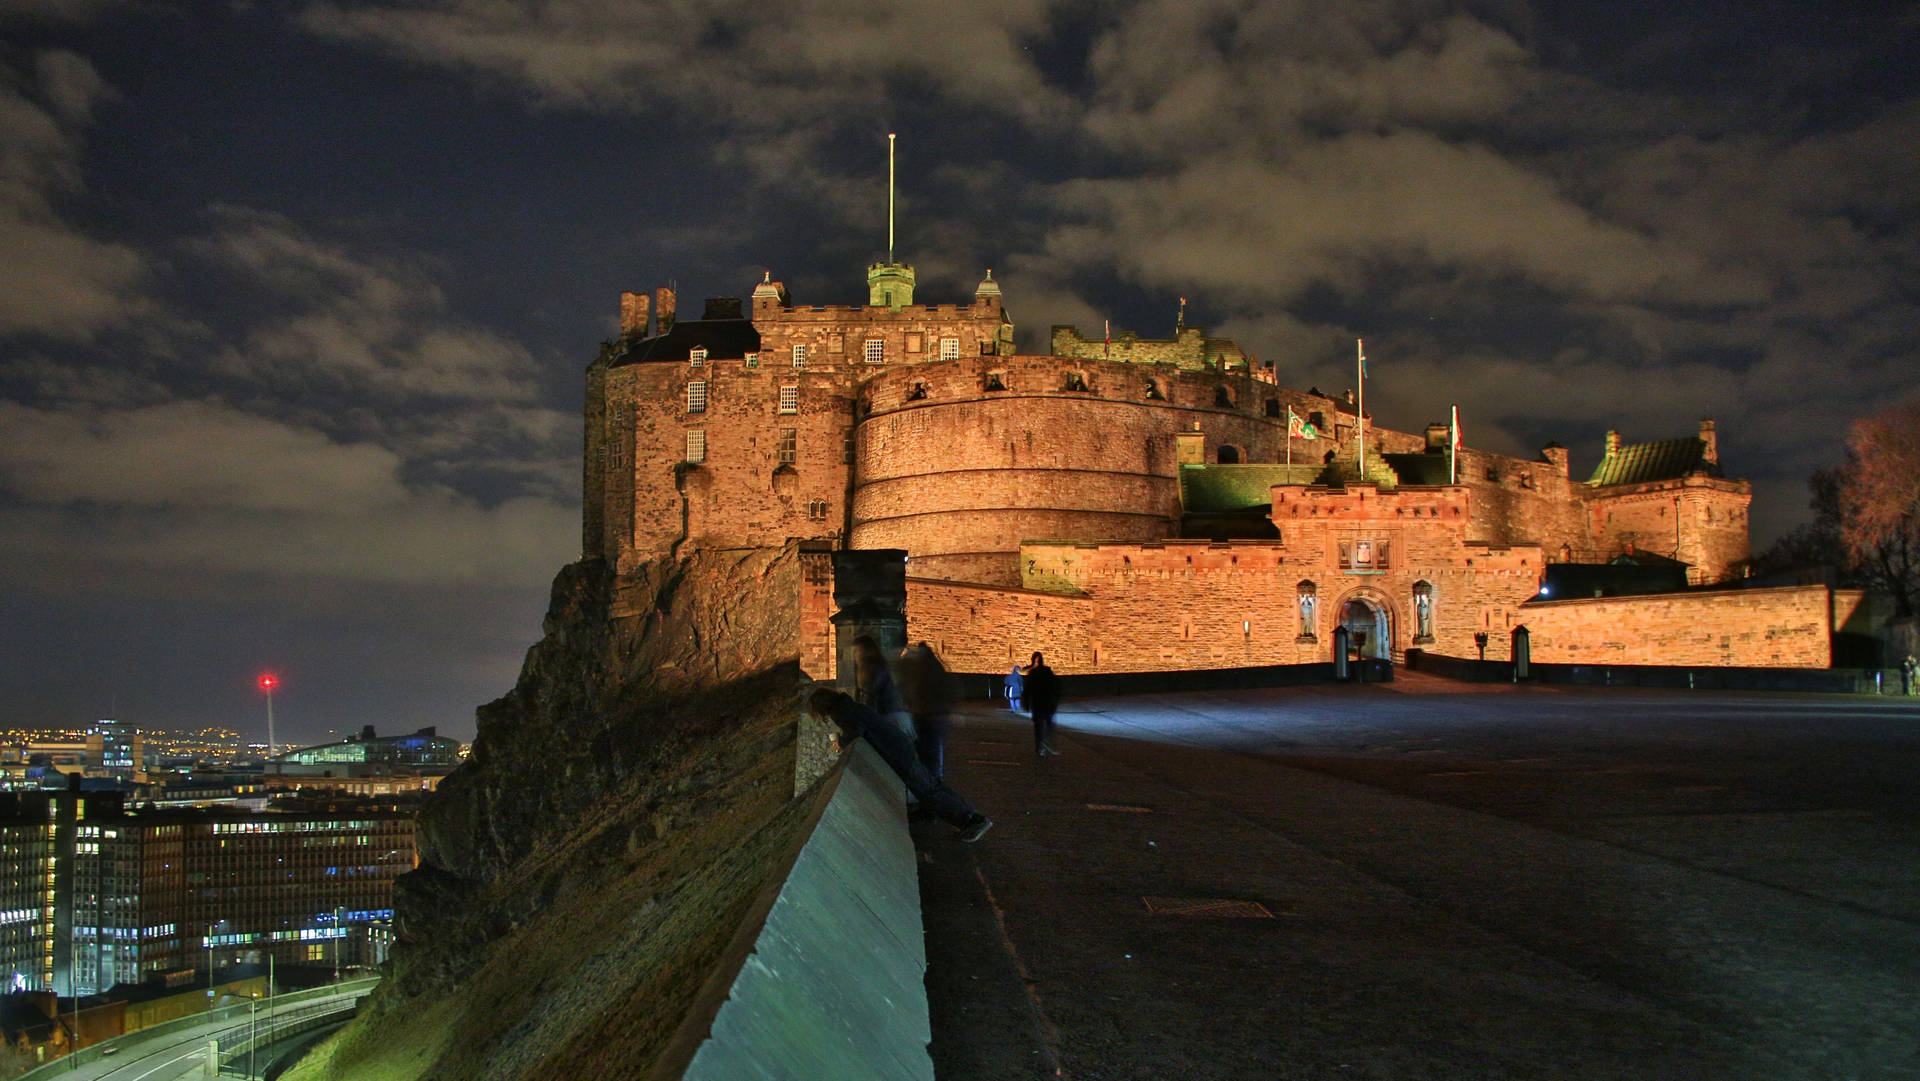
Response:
[915, 676, 1920, 1081]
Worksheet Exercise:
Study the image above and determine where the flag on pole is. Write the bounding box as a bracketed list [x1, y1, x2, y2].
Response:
[1449, 404, 1461, 485]
[1104, 319, 1111, 357]
[1287, 408, 1318, 439]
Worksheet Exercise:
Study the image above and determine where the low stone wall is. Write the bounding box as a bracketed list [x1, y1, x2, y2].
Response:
[1518, 585, 1840, 668]
[1405, 650, 1911, 695]
[669, 743, 932, 1081]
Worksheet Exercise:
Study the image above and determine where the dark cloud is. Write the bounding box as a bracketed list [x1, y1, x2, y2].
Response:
[2, 2, 1915, 735]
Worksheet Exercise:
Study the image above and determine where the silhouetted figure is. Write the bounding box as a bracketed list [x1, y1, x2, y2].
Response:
[1004, 663, 1025, 713]
[852, 634, 904, 719]
[809, 689, 991, 842]
[1024, 651, 1061, 757]
[898, 642, 955, 779]
[1904, 654, 1918, 696]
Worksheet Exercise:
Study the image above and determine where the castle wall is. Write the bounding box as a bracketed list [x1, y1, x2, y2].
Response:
[751, 291, 1010, 364]
[905, 578, 1096, 674]
[1519, 585, 1837, 667]
[1587, 479, 1753, 583]
[614, 358, 854, 572]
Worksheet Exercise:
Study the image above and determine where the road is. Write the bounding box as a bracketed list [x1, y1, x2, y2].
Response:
[49, 989, 369, 1081]
[918, 677, 1920, 1080]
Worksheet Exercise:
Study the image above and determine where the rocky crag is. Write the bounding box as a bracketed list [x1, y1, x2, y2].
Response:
[286, 545, 825, 1081]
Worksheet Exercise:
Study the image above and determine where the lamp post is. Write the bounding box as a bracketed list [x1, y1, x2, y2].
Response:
[249, 995, 258, 1078]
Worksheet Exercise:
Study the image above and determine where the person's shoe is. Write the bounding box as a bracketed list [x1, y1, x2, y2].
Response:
[1041, 743, 1060, 756]
[959, 815, 993, 843]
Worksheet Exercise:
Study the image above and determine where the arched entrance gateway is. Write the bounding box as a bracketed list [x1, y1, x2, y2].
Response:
[1336, 596, 1392, 661]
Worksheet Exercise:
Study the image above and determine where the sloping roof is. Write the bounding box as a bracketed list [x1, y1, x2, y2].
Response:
[1178, 464, 1323, 512]
[607, 317, 763, 367]
[1588, 437, 1718, 486]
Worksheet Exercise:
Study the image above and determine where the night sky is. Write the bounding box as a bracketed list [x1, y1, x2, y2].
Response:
[3, 2, 1915, 743]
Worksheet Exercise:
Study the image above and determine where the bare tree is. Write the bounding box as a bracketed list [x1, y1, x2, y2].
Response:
[1840, 398, 1920, 618]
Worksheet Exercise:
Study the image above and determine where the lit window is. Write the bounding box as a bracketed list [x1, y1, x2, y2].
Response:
[940, 338, 959, 360]
[744, 352, 760, 369]
[791, 344, 807, 368]
[685, 429, 706, 463]
[864, 339, 884, 364]
[689, 347, 707, 366]
[779, 428, 797, 464]
[686, 380, 707, 413]
[779, 386, 799, 414]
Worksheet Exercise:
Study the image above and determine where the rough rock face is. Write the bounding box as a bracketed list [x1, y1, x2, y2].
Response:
[286, 545, 826, 1081]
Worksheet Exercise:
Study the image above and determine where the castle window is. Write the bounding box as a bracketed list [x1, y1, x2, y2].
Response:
[791, 344, 808, 368]
[864, 338, 885, 364]
[941, 337, 959, 360]
[685, 429, 706, 463]
[906, 332, 923, 353]
[842, 433, 854, 464]
[807, 500, 830, 520]
[1214, 386, 1234, 408]
[984, 371, 1007, 392]
[1145, 378, 1164, 400]
[778, 428, 797, 464]
[744, 352, 760, 369]
[686, 380, 707, 414]
[1265, 399, 1281, 417]
[1063, 371, 1088, 392]
[778, 386, 799, 414]
[1218, 446, 1241, 464]
[689, 347, 707, 367]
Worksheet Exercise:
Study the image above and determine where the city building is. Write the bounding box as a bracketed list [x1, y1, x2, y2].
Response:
[585, 261, 1875, 674]
[0, 782, 414, 995]
[266, 726, 463, 796]
[84, 719, 144, 784]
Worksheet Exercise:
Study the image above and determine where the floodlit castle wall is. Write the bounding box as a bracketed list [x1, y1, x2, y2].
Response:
[1520, 585, 1836, 667]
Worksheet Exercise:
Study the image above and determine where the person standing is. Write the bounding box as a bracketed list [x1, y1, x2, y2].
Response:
[1004, 662, 1025, 713]
[809, 689, 992, 842]
[898, 642, 955, 779]
[1024, 651, 1061, 757]
[852, 634, 905, 722]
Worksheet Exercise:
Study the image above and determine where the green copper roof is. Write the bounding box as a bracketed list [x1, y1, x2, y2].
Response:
[1178, 464, 1323, 511]
[1588, 437, 1718, 486]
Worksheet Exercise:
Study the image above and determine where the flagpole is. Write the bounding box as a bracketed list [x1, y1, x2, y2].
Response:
[1449, 404, 1459, 485]
[1286, 408, 1293, 469]
[1356, 339, 1366, 479]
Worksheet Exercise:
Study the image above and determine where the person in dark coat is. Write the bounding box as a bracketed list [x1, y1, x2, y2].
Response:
[852, 634, 905, 719]
[1024, 651, 1061, 757]
[898, 642, 955, 779]
[1004, 663, 1025, 713]
[809, 688, 992, 842]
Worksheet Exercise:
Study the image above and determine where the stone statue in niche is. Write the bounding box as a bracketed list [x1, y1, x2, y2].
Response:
[907, 382, 928, 401]
[1414, 583, 1433, 640]
[1297, 585, 1317, 638]
[1063, 371, 1088, 392]
[1144, 377, 1164, 400]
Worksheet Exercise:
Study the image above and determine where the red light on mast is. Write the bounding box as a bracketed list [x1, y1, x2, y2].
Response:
[257, 673, 279, 693]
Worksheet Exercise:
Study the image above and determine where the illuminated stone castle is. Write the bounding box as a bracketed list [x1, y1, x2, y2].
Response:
[584, 262, 1870, 677]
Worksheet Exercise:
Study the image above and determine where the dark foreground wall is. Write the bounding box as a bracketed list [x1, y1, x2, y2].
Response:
[1405, 649, 1915, 695]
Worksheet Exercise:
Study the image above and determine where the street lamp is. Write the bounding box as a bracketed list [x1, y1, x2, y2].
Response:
[249, 994, 258, 1078]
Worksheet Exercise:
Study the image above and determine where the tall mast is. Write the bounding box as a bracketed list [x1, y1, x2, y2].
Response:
[887, 132, 896, 264]
[1356, 338, 1367, 479]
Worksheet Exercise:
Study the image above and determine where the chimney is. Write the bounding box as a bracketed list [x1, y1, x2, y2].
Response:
[1604, 429, 1621, 457]
[1541, 442, 1569, 477]
[1174, 425, 1206, 466]
[619, 291, 651, 337]
[655, 287, 677, 334]
[1698, 418, 1717, 464]
[1425, 423, 1449, 452]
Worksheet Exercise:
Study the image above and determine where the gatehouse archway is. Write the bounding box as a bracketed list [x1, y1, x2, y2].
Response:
[1336, 596, 1391, 661]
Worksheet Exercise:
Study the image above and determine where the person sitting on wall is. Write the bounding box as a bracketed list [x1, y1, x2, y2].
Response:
[809, 689, 992, 843]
